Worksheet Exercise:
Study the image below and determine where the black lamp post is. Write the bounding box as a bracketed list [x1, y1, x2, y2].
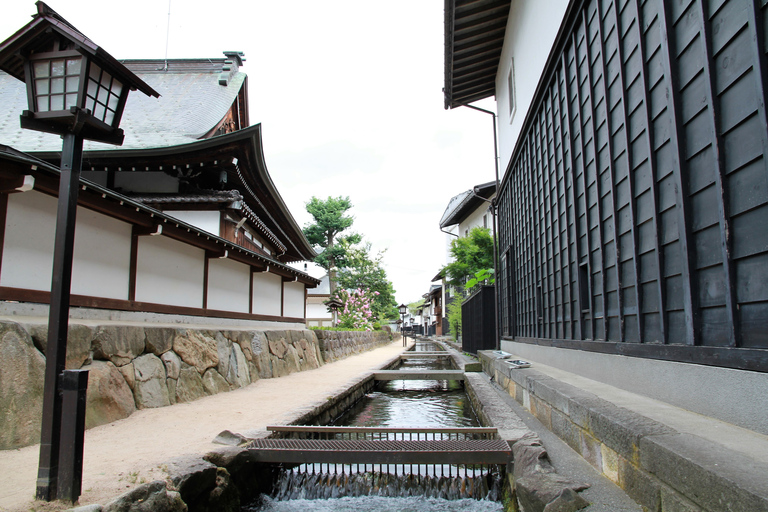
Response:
[398, 303, 408, 346]
[0, 2, 158, 502]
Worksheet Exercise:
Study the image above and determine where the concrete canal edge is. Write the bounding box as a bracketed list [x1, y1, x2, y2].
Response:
[478, 350, 768, 512]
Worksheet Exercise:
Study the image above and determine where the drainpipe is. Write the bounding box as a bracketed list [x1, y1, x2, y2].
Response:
[459, 103, 502, 352]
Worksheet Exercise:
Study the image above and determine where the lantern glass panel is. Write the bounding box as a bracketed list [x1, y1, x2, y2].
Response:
[84, 62, 124, 126]
[30, 55, 83, 113]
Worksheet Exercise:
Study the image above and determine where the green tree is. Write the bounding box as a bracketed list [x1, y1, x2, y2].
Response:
[442, 227, 495, 291]
[336, 242, 399, 320]
[302, 196, 361, 293]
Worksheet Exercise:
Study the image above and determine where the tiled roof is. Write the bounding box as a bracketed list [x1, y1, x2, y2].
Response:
[0, 54, 245, 152]
[439, 180, 496, 228]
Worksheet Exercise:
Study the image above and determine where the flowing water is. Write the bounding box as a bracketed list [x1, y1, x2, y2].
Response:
[244, 342, 505, 512]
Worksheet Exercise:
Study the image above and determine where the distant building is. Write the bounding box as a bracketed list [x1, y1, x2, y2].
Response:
[0, 53, 320, 326]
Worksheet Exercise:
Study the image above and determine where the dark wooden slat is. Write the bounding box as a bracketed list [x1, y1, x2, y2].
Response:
[627, 0, 667, 344]
[698, 1, 739, 346]
[657, 0, 700, 345]
[746, 0, 768, 180]
[572, 27, 600, 339]
[560, 52, 586, 339]
[593, 0, 625, 341]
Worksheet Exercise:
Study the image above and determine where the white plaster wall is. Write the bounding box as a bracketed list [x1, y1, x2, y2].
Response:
[206, 257, 250, 313]
[306, 301, 330, 319]
[283, 281, 305, 319]
[1, 192, 131, 299]
[495, 0, 570, 167]
[135, 236, 204, 308]
[71, 207, 132, 299]
[1, 191, 56, 291]
[458, 194, 497, 237]
[165, 210, 221, 236]
[252, 272, 282, 317]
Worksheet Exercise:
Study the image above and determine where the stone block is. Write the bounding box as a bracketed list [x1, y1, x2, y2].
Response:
[639, 433, 768, 512]
[102, 480, 186, 512]
[601, 443, 620, 484]
[588, 403, 673, 464]
[550, 409, 581, 454]
[202, 368, 231, 396]
[618, 455, 661, 512]
[161, 351, 182, 380]
[24, 322, 94, 369]
[0, 322, 45, 449]
[86, 360, 136, 428]
[579, 431, 602, 471]
[229, 343, 251, 388]
[176, 366, 206, 404]
[530, 396, 552, 430]
[133, 354, 170, 409]
[165, 455, 218, 507]
[173, 330, 218, 374]
[660, 485, 704, 512]
[118, 362, 135, 391]
[93, 325, 146, 367]
[144, 327, 177, 355]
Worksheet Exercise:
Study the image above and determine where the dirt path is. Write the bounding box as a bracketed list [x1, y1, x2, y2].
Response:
[0, 338, 409, 512]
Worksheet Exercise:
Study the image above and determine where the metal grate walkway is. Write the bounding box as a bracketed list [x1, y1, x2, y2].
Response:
[247, 438, 512, 465]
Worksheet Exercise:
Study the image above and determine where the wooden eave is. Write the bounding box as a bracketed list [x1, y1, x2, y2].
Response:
[0, 145, 319, 287]
[444, 0, 511, 109]
[30, 125, 316, 264]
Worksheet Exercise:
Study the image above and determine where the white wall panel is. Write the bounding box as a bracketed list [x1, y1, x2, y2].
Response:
[135, 236, 204, 308]
[283, 281, 305, 319]
[252, 272, 282, 317]
[207, 257, 250, 313]
[1, 191, 56, 291]
[167, 210, 221, 236]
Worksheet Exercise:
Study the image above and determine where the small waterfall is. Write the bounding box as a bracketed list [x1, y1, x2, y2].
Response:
[268, 464, 504, 502]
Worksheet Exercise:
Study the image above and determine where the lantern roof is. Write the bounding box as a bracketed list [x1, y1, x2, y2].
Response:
[0, 1, 159, 99]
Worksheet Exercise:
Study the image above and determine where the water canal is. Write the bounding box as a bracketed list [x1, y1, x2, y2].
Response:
[244, 340, 505, 512]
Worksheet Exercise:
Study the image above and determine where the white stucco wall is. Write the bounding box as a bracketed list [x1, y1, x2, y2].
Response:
[2, 191, 131, 299]
[1, 191, 57, 291]
[283, 281, 305, 319]
[496, 0, 570, 167]
[457, 194, 497, 238]
[135, 235, 205, 308]
[252, 271, 282, 317]
[166, 210, 221, 236]
[71, 206, 132, 299]
[206, 257, 250, 313]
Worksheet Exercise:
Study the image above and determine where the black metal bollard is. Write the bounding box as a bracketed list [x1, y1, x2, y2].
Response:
[57, 369, 89, 502]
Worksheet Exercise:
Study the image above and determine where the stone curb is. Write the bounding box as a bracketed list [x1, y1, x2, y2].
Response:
[479, 351, 768, 512]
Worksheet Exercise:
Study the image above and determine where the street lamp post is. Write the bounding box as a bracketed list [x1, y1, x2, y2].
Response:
[0, 2, 158, 502]
[398, 303, 408, 347]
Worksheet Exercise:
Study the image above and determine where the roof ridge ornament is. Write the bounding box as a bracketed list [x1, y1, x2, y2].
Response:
[219, 51, 245, 86]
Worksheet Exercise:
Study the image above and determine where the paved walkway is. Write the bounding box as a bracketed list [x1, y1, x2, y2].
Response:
[0, 338, 410, 512]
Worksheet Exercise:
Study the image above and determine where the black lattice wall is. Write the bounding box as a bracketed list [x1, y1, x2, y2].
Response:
[497, 0, 768, 371]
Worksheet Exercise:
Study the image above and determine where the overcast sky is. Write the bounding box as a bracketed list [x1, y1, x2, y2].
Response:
[0, 1, 498, 305]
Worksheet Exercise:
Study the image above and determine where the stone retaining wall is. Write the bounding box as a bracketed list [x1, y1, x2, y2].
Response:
[0, 319, 391, 450]
[479, 351, 768, 512]
[314, 328, 392, 363]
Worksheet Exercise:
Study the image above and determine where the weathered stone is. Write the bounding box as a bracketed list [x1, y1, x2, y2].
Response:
[173, 330, 218, 374]
[93, 325, 146, 367]
[161, 351, 182, 380]
[204, 467, 240, 512]
[145, 327, 177, 355]
[167, 378, 178, 405]
[267, 336, 288, 359]
[215, 333, 233, 381]
[66, 504, 104, 512]
[202, 368, 231, 395]
[213, 430, 248, 446]
[165, 455, 218, 507]
[86, 361, 136, 428]
[176, 366, 206, 404]
[249, 331, 267, 357]
[285, 344, 301, 373]
[133, 354, 170, 409]
[118, 362, 135, 391]
[0, 322, 45, 449]
[513, 433, 590, 512]
[226, 343, 250, 389]
[102, 480, 186, 512]
[25, 322, 95, 370]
